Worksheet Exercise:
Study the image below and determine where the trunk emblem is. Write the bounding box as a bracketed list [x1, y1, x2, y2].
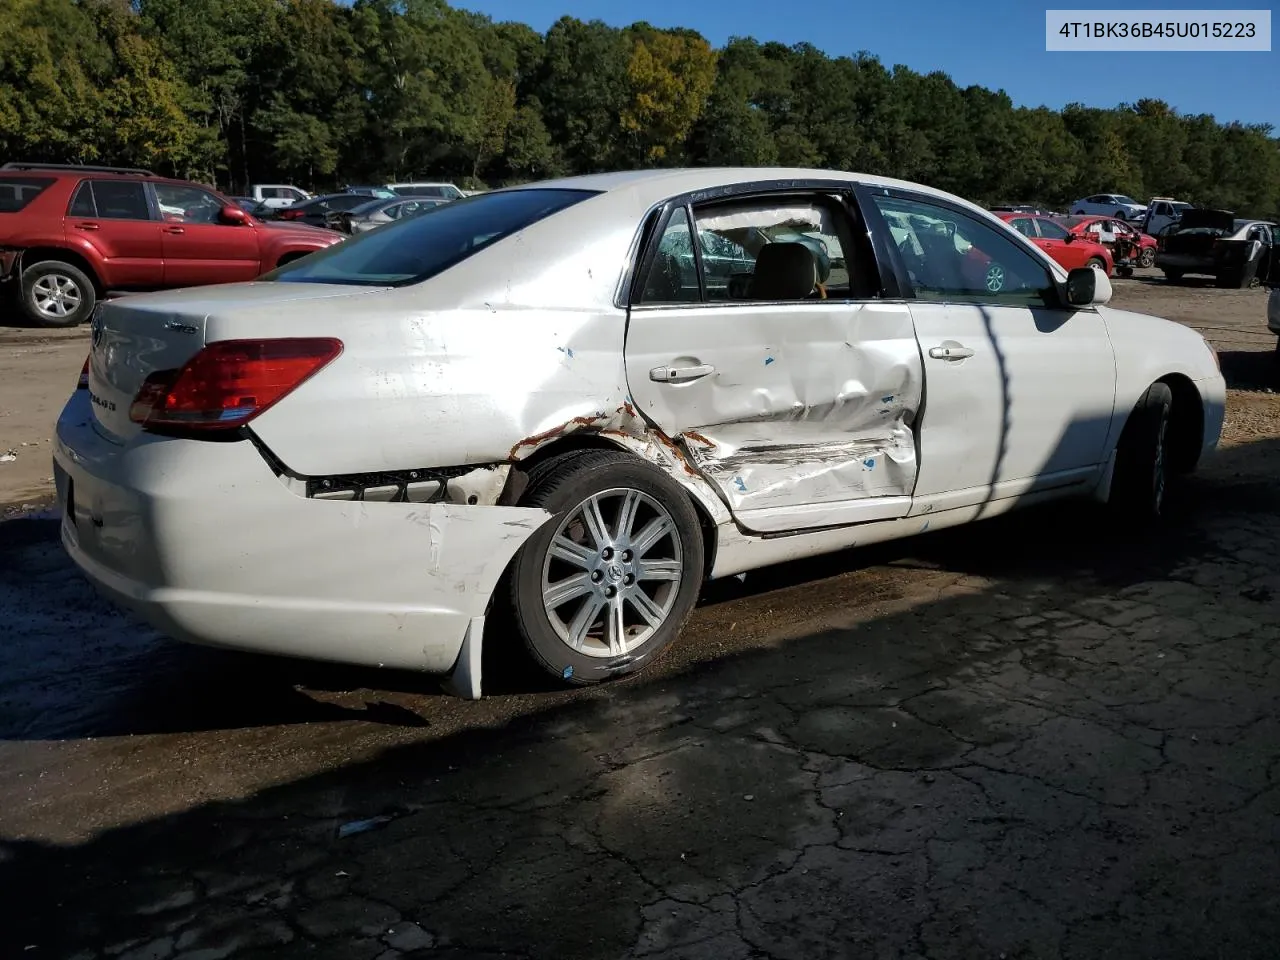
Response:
[164, 320, 199, 335]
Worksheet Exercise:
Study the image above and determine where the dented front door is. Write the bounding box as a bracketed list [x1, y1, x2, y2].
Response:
[624, 300, 924, 534]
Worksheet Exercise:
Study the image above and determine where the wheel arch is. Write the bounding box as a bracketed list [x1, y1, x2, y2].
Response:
[1157, 373, 1205, 474]
[273, 249, 313, 269]
[17, 247, 103, 293]
[501, 434, 722, 584]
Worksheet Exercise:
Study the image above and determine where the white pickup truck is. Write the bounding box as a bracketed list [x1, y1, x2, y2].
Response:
[248, 184, 311, 209]
[1141, 197, 1194, 237]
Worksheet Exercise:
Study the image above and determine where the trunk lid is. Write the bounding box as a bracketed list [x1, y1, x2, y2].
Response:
[1176, 209, 1235, 233]
[1161, 209, 1237, 255]
[87, 282, 382, 444]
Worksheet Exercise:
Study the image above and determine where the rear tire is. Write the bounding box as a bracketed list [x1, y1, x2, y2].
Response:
[19, 259, 97, 328]
[504, 450, 704, 686]
[1162, 269, 1184, 283]
[1109, 383, 1173, 524]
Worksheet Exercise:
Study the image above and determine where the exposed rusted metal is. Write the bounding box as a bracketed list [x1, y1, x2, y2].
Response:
[507, 412, 609, 461]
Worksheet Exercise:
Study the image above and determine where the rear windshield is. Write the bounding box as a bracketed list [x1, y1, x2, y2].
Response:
[0, 176, 55, 213]
[263, 188, 598, 287]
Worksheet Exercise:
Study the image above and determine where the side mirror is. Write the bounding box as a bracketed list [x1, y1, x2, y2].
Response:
[1065, 265, 1112, 307]
[220, 205, 249, 225]
[1063, 232, 1076, 243]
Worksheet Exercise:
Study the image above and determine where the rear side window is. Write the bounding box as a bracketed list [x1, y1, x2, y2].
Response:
[86, 181, 152, 220]
[263, 188, 598, 287]
[68, 182, 97, 217]
[0, 176, 56, 213]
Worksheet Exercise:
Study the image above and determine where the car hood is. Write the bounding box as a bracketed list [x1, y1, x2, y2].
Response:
[1175, 209, 1235, 232]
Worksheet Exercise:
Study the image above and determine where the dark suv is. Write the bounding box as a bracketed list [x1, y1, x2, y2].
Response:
[0, 163, 344, 327]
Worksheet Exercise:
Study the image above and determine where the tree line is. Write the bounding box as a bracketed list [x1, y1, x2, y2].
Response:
[2, 0, 1278, 217]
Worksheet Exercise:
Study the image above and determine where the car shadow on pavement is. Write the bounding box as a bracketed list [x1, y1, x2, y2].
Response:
[1217, 349, 1279, 392]
[1, 439, 1278, 959]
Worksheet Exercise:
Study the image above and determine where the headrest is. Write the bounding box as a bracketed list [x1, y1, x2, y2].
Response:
[750, 242, 816, 300]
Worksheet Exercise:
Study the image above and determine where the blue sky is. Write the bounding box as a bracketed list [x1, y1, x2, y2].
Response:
[454, 0, 1279, 130]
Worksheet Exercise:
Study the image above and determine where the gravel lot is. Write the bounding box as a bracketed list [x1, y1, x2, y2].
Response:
[0, 274, 1278, 959]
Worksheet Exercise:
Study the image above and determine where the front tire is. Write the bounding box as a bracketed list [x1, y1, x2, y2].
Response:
[1162, 269, 1184, 283]
[19, 260, 97, 327]
[505, 450, 704, 685]
[1138, 246, 1155, 268]
[1086, 256, 1107, 274]
[1109, 383, 1173, 523]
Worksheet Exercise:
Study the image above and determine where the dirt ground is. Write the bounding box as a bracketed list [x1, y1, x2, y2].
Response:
[1, 273, 1278, 959]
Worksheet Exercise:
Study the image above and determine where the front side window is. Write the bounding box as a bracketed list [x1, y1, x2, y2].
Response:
[154, 183, 224, 224]
[263, 188, 597, 287]
[88, 181, 151, 221]
[868, 193, 1056, 306]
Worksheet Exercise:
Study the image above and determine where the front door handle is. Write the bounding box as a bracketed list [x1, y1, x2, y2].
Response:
[649, 363, 715, 384]
[928, 345, 975, 361]
[164, 226, 185, 234]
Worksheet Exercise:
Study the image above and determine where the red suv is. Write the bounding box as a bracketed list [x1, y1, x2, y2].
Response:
[0, 163, 344, 327]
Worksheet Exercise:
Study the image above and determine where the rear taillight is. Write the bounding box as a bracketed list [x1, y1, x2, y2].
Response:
[77, 355, 89, 390]
[129, 338, 343, 432]
[280, 208, 305, 220]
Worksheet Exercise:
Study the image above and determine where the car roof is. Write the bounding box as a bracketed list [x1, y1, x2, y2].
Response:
[505, 167, 997, 213]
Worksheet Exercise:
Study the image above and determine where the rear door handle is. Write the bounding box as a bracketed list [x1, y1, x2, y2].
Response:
[928, 345, 975, 361]
[73, 222, 99, 231]
[649, 363, 715, 384]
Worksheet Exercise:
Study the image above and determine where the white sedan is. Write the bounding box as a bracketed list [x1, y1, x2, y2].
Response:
[1071, 193, 1148, 222]
[54, 168, 1226, 697]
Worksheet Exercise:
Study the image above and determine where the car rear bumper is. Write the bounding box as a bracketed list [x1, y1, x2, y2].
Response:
[1156, 253, 1214, 272]
[53, 391, 552, 673]
[1268, 288, 1280, 336]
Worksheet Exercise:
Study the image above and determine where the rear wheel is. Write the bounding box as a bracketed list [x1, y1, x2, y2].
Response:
[19, 259, 97, 328]
[504, 450, 704, 685]
[1163, 269, 1184, 283]
[1109, 383, 1173, 524]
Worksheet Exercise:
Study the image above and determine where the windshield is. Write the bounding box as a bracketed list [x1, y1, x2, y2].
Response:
[262, 188, 598, 287]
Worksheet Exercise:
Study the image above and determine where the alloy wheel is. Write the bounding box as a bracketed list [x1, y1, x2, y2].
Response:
[540, 487, 684, 658]
[32, 274, 82, 320]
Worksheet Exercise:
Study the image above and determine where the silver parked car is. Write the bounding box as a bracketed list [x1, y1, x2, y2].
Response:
[325, 196, 446, 235]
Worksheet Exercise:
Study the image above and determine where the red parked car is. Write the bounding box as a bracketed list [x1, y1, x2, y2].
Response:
[0, 162, 344, 327]
[996, 212, 1114, 276]
[1057, 214, 1158, 269]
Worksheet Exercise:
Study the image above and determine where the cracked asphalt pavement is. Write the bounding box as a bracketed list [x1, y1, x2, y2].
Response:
[1, 278, 1279, 959]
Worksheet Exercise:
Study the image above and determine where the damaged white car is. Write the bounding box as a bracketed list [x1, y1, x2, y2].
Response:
[53, 168, 1226, 696]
